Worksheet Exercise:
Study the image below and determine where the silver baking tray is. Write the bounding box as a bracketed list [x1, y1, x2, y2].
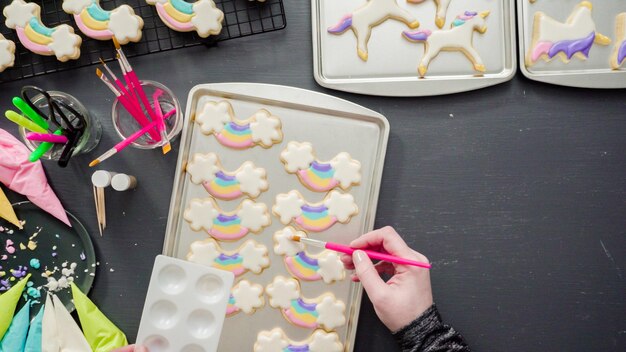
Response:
[163, 83, 389, 351]
[312, 0, 517, 96]
[518, 0, 626, 88]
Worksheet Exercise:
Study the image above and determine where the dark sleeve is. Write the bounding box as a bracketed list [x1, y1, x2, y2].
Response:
[392, 304, 470, 352]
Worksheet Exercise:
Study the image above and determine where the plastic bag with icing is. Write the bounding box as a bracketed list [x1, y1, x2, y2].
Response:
[52, 294, 91, 351]
[24, 304, 44, 352]
[0, 301, 30, 351]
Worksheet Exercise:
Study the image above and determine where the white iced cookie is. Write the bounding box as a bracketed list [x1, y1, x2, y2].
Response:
[0, 34, 16, 72]
[266, 276, 346, 331]
[408, 0, 454, 29]
[62, 0, 143, 44]
[274, 227, 345, 284]
[280, 141, 361, 192]
[186, 152, 268, 200]
[272, 190, 358, 232]
[147, 0, 224, 38]
[187, 238, 270, 277]
[226, 280, 264, 316]
[184, 198, 270, 241]
[3, 0, 82, 61]
[254, 328, 343, 352]
[525, 1, 611, 67]
[611, 13, 626, 70]
[195, 100, 283, 149]
[403, 10, 491, 77]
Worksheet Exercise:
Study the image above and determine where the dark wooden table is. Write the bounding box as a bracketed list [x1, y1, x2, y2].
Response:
[1, 2, 624, 351]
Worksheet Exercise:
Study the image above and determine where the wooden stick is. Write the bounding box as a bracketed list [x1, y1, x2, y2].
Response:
[93, 186, 102, 236]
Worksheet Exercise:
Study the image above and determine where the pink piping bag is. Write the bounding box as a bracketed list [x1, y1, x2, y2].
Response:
[0, 128, 71, 227]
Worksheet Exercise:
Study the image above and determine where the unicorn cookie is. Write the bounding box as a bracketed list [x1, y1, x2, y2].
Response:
[266, 276, 346, 331]
[408, 0, 453, 29]
[525, 1, 611, 67]
[62, 0, 144, 44]
[403, 11, 490, 77]
[226, 280, 264, 316]
[274, 227, 345, 284]
[254, 328, 343, 352]
[0, 34, 16, 72]
[273, 190, 358, 232]
[186, 152, 269, 200]
[184, 198, 270, 241]
[280, 141, 361, 192]
[611, 13, 626, 69]
[3, 0, 82, 61]
[327, 0, 420, 61]
[187, 238, 270, 277]
[195, 100, 283, 149]
[147, 0, 224, 38]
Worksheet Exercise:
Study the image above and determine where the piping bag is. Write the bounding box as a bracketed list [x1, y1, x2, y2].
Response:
[52, 294, 91, 351]
[41, 295, 59, 352]
[24, 304, 43, 352]
[0, 186, 21, 229]
[0, 273, 31, 340]
[0, 301, 30, 351]
[0, 128, 71, 227]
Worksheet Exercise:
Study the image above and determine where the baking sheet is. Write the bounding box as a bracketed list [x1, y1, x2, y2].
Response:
[163, 83, 389, 351]
[518, 0, 626, 88]
[312, 0, 516, 96]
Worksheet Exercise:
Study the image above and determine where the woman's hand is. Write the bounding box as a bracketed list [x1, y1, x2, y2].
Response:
[342, 226, 433, 332]
[111, 345, 147, 352]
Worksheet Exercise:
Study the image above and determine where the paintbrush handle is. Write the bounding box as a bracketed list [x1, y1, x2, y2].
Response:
[325, 242, 432, 269]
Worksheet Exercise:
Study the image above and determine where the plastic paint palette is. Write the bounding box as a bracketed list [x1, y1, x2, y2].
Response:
[136, 255, 234, 352]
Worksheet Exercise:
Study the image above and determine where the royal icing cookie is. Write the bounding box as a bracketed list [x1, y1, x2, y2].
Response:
[186, 152, 269, 200]
[280, 141, 361, 192]
[3, 0, 82, 61]
[611, 13, 626, 70]
[62, 0, 144, 44]
[403, 10, 490, 77]
[146, 0, 224, 38]
[525, 1, 611, 67]
[254, 328, 343, 352]
[184, 198, 270, 241]
[187, 238, 270, 277]
[327, 0, 420, 61]
[266, 276, 346, 331]
[273, 227, 345, 284]
[273, 190, 358, 232]
[408, 0, 453, 29]
[0, 34, 16, 72]
[226, 280, 264, 316]
[195, 100, 283, 149]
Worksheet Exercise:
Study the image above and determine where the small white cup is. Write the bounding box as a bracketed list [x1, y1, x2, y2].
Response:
[111, 174, 137, 191]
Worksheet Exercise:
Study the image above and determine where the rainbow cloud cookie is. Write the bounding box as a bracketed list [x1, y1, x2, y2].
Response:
[3, 0, 82, 61]
[186, 152, 268, 200]
[187, 238, 270, 277]
[273, 227, 345, 284]
[273, 190, 358, 232]
[280, 141, 361, 192]
[254, 328, 343, 352]
[525, 1, 611, 67]
[611, 13, 626, 69]
[266, 276, 346, 331]
[62, 0, 143, 44]
[195, 100, 283, 149]
[184, 198, 270, 241]
[0, 34, 16, 72]
[226, 280, 264, 316]
[147, 0, 224, 38]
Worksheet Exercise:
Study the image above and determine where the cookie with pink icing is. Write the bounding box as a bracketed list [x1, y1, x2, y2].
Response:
[0, 34, 16, 72]
[62, 0, 144, 44]
[266, 276, 346, 331]
[195, 100, 283, 149]
[147, 0, 223, 38]
[226, 280, 264, 316]
[187, 238, 270, 277]
[184, 198, 271, 241]
[525, 1, 611, 67]
[280, 141, 361, 192]
[611, 13, 626, 70]
[273, 227, 345, 284]
[273, 190, 358, 232]
[186, 152, 268, 200]
[254, 328, 343, 352]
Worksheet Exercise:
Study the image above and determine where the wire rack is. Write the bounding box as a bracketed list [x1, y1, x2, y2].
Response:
[0, 0, 286, 83]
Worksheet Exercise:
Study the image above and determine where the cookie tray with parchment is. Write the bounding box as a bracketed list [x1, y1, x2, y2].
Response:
[162, 83, 390, 351]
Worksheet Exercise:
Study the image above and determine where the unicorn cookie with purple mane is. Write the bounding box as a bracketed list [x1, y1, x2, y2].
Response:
[611, 13, 626, 70]
[254, 328, 343, 352]
[525, 1, 611, 67]
[403, 10, 490, 77]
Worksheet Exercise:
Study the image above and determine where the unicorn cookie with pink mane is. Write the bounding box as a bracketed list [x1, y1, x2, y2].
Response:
[147, 0, 223, 38]
[403, 10, 490, 77]
[254, 328, 343, 352]
[62, 0, 144, 44]
[611, 13, 626, 70]
[187, 238, 270, 277]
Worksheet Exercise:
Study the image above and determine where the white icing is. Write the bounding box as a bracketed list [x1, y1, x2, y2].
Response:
[273, 227, 305, 257]
[536, 4, 596, 42]
[231, 280, 264, 314]
[309, 330, 343, 352]
[186, 152, 219, 184]
[0, 35, 16, 72]
[249, 109, 282, 146]
[235, 162, 268, 197]
[108, 5, 143, 44]
[191, 0, 224, 38]
[273, 191, 304, 224]
[187, 239, 220, 265]
[184, 198, 219, 232]
[48, 25, 82, 61]
[329, 152, 361, 189]
[52, 294, 92, 350]
[280, 141, 315, 173]
[266, 276, 300, 309]
[237, 200, 270, 232]
[42, 295, 59, 352]
[317, 252, 346, 284]
[61, 0, 91, 14]
[239, 240, 270, 273]
[315, 295, 346, 330]
[3, 0, 38, 29]
[254, 329, 287, 352]
[195, 100, 231, 134]
[324, 190, 358, 222]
